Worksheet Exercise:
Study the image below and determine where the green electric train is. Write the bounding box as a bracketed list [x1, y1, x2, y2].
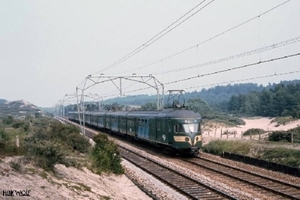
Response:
[68, 108, 202, 155]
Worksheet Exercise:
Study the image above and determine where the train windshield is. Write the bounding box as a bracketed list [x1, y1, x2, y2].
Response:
[183, 124, 199, 133]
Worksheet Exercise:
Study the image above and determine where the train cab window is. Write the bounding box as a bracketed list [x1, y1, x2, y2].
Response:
[174, 124, 179, 133]
[183, 124, 199, 133]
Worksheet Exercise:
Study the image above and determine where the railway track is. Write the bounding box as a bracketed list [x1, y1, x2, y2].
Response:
[119, 145, 237, 200]
[183, 156, 300, 199]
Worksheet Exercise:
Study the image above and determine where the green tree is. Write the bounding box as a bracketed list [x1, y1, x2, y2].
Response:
[187, 98, 213, 115]
[141, 102, 157, 111]
[2, 115, 14, 125]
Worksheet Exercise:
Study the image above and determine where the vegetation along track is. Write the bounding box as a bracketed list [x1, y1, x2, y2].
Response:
[183, 156, 300, 199]
[119, 146, 237, 200]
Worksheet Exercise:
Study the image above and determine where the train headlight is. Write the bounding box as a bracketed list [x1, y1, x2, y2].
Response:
[185, 137, 189, 142]
[196, 137, 199, 141]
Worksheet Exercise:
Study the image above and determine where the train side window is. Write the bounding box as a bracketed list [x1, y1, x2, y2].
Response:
[174, 124, 179, 133]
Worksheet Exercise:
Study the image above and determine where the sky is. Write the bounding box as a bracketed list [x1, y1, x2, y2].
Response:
[1, 0, 300, 107]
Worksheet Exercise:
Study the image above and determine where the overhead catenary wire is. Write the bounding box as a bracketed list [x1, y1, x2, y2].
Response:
[119, 0, 291, 74]
[165, 52, 300, 85]
[91, 0, 215, 75]
[96, 52, 300, 99]
[154, 35, 300, 75]
[183, 70, 300, 91]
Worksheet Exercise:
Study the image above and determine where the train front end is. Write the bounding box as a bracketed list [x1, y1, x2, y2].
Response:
[168, 110, 202, 155]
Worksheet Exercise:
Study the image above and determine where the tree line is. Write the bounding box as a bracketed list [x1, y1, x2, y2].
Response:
[225, 83, 300, 118]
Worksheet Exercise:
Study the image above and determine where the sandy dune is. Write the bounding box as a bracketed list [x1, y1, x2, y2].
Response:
[203, 117, 300, 144]
[0, 157, 151, 200]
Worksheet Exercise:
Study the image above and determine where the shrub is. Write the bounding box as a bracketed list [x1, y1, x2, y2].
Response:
[12, 121, 30, 132]
[66, 133, 90, 153]
[25, 139, 64, 171]
[269, 127, 300, 143]
[203, 113, 245, 126]
[91, 134, 124, 174]
[243, 128, 265, 136]
[49, 122, 90, 153]
[2, 116, 14, 125]
[0, 128, 9, 152]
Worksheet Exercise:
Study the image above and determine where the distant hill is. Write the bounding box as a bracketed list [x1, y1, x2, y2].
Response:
[0, 99, 7, 104]
[0, 100, 41, 118]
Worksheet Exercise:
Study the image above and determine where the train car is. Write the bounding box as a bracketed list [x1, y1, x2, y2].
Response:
[68, 108, 202, 155]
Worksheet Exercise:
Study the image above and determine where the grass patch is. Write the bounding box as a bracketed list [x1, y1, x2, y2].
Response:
[271, 116, 294, 126]
[202, 140, 251, 155]
[38, 171, 48, 179]
[26, 167, 36, 174]
[99, 195, 111, 200]
[203, 140, 300, 168]
[262, 147, 300, 167]
[9, 161, 22, 172]
[77, 182, 92, 192]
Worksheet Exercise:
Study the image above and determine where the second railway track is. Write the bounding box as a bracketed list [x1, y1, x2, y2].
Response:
[182, 156, 300, 199]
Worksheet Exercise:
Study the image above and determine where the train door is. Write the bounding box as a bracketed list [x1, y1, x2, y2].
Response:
[148, 118, 156, 141]
[138, 118, 148, 139]
[156, 118, 168, 144]
[143, 119, 150, 139]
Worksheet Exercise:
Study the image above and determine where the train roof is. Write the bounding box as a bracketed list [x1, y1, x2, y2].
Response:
[69, 109, 201, 119]
[127, 110, 161, 118]
[147, 109, 200, 118]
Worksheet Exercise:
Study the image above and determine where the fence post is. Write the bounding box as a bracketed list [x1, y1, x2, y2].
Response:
[16, 135, 19, 148]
